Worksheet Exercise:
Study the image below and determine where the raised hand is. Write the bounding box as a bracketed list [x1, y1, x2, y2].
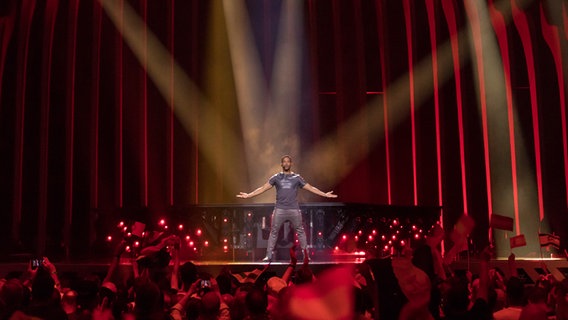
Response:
[42, 257, 57, 274]
[114, 240, 128, 257]
[289, 245, 298, 266]
[325, 191, 338, 198]
[480, 246, 493, 262]
[303, 249, 310, 265]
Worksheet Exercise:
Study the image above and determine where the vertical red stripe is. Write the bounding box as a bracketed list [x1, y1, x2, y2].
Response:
[142, 0, 148, 206]
[442, 0, 468, 214]
[564, 3, 568, 40]
[464, 1, 493, 220]
[117, 0, 124, 207]
[192, 0, 199, 203]
[308, 0, 321, 141]
[403, 0, 418, 205]
[512, 0, 545, 221]
[169, 0, 175, 206]
[354, 0, 366, 112]
[375, 0, 392, 204]
[425, 0, 444, 234]
[91, 1, 102, 209]
[13, 0, 36, 246]
[540, 4, 568, 209]
[38, 0, 59, 256]
[332, 0, 345, 167]
[489, 0, 521, 234]
[0, 5, 16, 108]
[64, 0, 79, 259]
[353, 0, 370, 201]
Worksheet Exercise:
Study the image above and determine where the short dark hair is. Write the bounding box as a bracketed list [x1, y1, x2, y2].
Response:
[281, 155, 292, 162]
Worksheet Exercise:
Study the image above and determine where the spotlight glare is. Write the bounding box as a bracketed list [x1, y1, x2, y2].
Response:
[106, 235, 112, 241]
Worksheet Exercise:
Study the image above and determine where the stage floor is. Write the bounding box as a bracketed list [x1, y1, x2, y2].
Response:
[1, 245, 567, 284]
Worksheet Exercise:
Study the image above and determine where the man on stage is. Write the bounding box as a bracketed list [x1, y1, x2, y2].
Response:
[237, 155, 337, 262]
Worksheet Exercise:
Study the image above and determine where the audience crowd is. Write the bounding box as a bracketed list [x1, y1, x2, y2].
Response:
[0, 227, 567, 320]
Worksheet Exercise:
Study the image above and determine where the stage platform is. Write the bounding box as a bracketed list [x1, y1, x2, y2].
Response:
[2, 203, 565, 283]
[1, 256, 566, 285]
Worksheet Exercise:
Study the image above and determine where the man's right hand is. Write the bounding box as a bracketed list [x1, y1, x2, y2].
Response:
[236, 192, 248, 198]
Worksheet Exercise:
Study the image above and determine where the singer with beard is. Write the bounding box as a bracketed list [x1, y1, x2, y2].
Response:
[237, 155, 337, 262]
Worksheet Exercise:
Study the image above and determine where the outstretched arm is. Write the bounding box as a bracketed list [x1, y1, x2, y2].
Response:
[302, 183, 337, 198]
[236, 182, 273, 199]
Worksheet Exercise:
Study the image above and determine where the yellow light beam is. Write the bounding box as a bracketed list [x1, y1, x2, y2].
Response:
[99, 0, 243, 194]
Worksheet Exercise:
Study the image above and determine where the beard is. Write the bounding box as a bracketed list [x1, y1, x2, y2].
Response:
[282, 165, 291, 172]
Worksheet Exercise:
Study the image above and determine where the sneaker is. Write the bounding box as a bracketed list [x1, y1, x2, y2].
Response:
[261, 256, 272, 262]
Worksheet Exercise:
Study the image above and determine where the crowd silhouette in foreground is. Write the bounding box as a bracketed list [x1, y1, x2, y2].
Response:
[1, 225, 567, 320]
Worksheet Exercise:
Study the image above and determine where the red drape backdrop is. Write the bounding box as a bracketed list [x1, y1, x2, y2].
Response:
[0, 0, 566, 258]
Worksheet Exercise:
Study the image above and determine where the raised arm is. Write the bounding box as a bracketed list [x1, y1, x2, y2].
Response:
[170, 238, 181, 290]
[281, 246, 298, 284]
[103, 240, 127, 284]
[236, 182, 273, 199]
[302, 183, 337, 198]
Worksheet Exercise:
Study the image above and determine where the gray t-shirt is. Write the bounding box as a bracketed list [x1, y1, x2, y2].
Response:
[268, 172, 307, 209]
